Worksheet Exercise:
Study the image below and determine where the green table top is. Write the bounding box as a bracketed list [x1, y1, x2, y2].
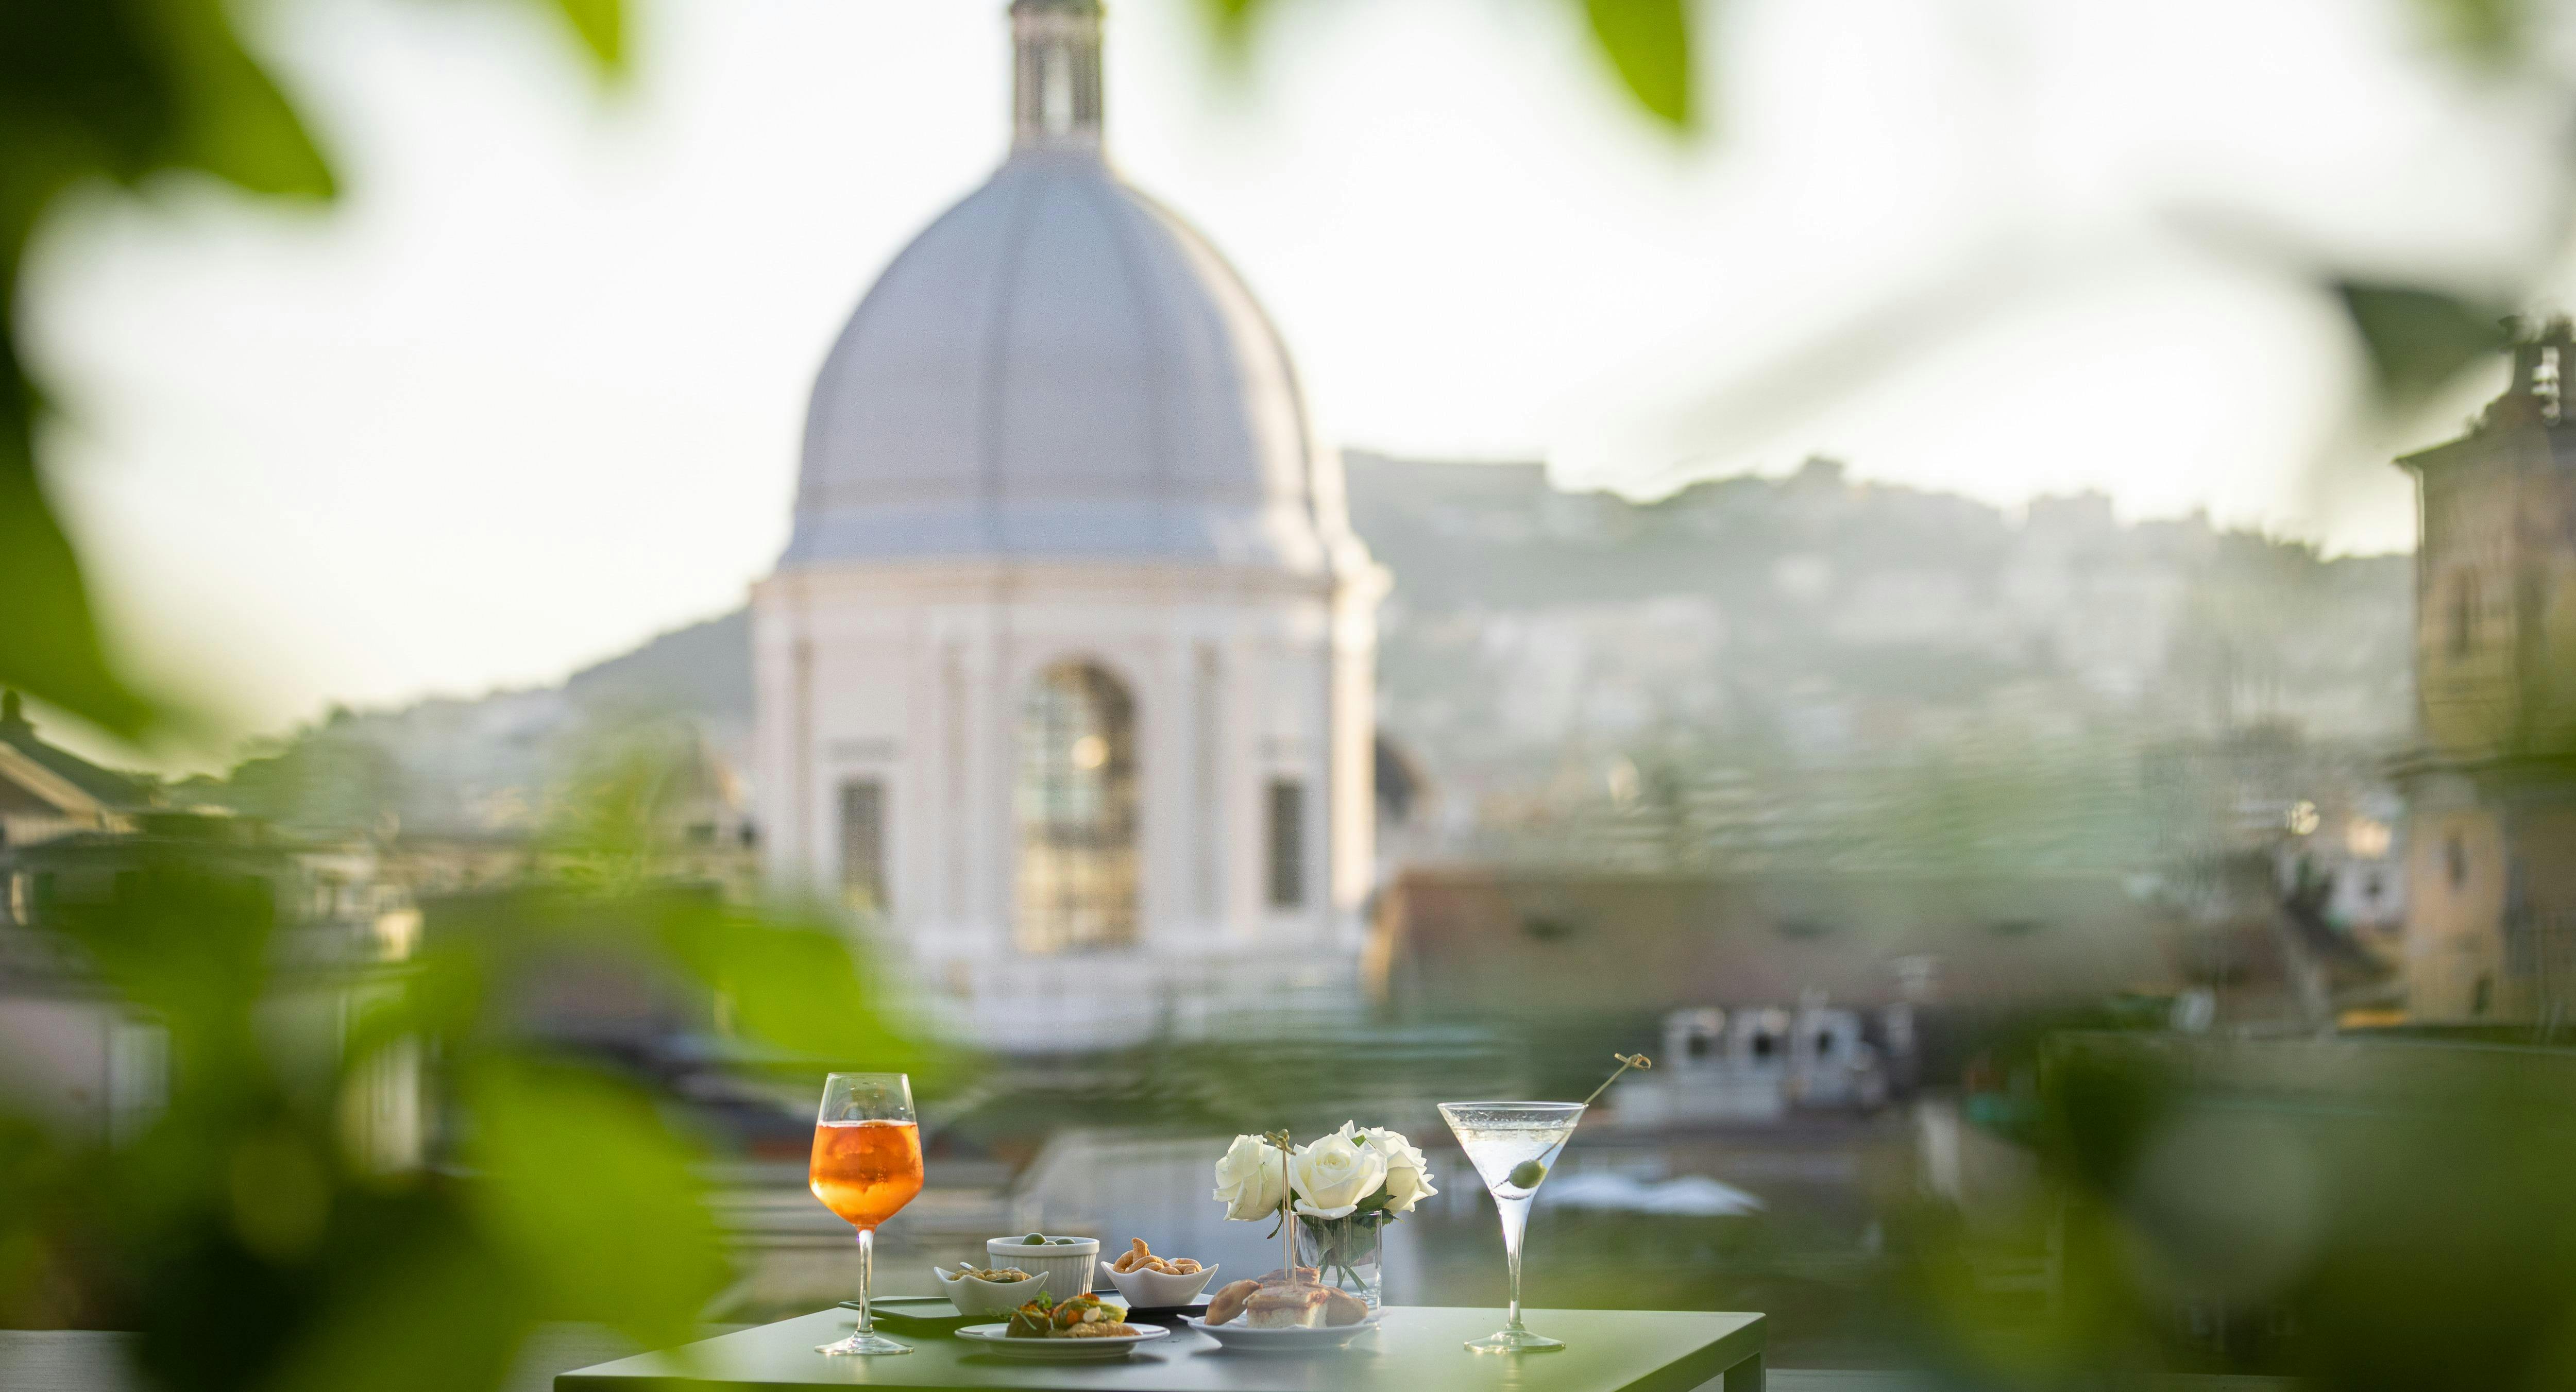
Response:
[555, 1306, 1764, 1392]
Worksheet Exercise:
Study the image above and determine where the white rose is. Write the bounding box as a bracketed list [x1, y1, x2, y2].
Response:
[1289, 1123, 1389, 1219]
[1362, 1126, 1438, 1214]
[1212, 1133, 1289, 1221]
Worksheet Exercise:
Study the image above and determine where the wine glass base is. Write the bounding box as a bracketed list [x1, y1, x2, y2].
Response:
[816, 1332, 913, 1356]
[1466, 1328, 1566, 1354]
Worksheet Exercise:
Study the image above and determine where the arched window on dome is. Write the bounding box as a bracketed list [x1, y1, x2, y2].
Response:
[1016, 661, 1138, 953]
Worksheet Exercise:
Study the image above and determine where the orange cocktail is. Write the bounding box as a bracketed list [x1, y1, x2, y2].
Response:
[809, 1118, 924, 1230]
[810, 1071, 919, 1356]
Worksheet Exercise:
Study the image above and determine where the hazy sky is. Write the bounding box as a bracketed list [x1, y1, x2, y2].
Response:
[24, 0, 2576, 746]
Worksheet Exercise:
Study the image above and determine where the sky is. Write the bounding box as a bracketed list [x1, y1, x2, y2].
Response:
[22, 0, 2576, 750]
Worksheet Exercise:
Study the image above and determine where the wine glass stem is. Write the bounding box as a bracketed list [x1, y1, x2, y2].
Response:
[1499, 1200, 1530, 1333]
[855, 1226, 875, 1336]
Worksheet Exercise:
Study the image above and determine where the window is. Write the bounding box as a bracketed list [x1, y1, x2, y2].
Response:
[2448, 571, 2478, 660]
[1266, 778, 1306, 909]
[1018, 663, 1138, 952]
[840, 779, 888, 914]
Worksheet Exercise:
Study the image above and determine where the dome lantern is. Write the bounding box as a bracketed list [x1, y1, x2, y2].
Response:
[1011, 0, 1104, 152]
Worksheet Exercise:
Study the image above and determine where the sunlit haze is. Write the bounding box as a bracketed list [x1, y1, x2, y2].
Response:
[23, 0, 2569, 743]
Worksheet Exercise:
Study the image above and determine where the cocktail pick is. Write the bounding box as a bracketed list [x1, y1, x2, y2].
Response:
[1580, 1053, 1653, 1108]
[1506, 1056, 1656, 1190]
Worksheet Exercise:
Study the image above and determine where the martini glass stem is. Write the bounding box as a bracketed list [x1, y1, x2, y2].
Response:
[1499, 1199, 1530, 1334]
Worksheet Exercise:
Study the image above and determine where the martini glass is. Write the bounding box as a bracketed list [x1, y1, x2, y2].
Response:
[1438, 1100, 1585, 1353]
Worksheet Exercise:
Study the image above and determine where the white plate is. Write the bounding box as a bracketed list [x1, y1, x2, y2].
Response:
[1183, 1310, 1379, 1353]
[955, 1323, 1172, 1360]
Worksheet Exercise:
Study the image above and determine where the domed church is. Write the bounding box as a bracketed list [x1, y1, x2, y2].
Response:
[751, 0, 1382, 1051]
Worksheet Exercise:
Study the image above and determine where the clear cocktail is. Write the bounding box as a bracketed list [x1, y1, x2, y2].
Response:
[1437, 1100, 1585, 1353]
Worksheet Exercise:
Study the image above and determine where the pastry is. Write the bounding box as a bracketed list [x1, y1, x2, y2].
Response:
[1246, 1284, 1332, 1329]
[1205, 1279, 1260, 1326]
[1319, 1288, 1369, 1327]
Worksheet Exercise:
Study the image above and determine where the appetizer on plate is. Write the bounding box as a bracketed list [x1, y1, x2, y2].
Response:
[1004, 1292, 1141, 1339]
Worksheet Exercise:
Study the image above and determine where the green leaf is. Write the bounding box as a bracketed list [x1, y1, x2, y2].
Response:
[659, 898, 929, 1072]
[151, 0, 336, 198]
[2407, 0, 2523, 63]
[547, 0, 628, 72]
[2336, 281, 2510, 409]
[265, 1229, 527, 1392]
[0, 434, 152, 737]
[463, 1057, 727, 1344]
[1581, 0, 1693, 128]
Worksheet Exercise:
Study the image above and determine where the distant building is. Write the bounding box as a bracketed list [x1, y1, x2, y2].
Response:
[1366, 866, 2206, 1054]
[2396, 320, 2576, 1022]
[0, 691, 151, 849]
[750, 0, 1381, 1050]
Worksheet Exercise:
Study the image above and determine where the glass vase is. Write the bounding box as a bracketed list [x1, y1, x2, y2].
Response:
[1294, 1211, 1386, 1308]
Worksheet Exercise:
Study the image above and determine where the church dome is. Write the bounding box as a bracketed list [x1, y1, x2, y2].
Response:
[783, 3, 1353, 576]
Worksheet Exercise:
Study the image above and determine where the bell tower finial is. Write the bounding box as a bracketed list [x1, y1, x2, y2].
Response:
[1010, 0, 1104, 152]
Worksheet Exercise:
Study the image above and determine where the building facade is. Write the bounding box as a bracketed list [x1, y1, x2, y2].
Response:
[2396, 320, 2576, 1021]
[751, 0, 1380, 1051]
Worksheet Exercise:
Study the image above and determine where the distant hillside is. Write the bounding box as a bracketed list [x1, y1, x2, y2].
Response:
[212, 456, 2415, 856]
[563, 608, 751, 724]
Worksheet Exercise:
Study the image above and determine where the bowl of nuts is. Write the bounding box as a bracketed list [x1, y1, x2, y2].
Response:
[1104, 1238, 1217, 1309]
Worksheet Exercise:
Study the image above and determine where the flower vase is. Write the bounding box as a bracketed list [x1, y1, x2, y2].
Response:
[1293, 1211, 1386, 1308]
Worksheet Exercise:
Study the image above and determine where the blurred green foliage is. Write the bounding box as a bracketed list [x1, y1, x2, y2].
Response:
[0, 805, 927, 1391]
[0, 0, 619, 738]
[1902, 1032, 2576, 1389]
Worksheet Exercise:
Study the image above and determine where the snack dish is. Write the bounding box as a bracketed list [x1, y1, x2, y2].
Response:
[1006, 1292, 1138, 1338]
[984, 1234, 1098, 1306]
[1110, 1237, 1202, 1276]
[1183, 1300, 1380, 1354]
[1191, 1272, 1376, 1351]
[1106, 1238, 1218, 1309]
[931, 1264, 1051, 1317]
[953, 1293, 1173, 1360]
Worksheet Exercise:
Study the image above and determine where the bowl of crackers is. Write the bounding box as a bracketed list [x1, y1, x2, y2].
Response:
[1103, 1238, 1217, 1309]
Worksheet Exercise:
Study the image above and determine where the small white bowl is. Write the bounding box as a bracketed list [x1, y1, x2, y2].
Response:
[985, 1235, 1099, 1302]
[933, 1265, 1052, 1317]
[1106, 1261, 1218, 1310]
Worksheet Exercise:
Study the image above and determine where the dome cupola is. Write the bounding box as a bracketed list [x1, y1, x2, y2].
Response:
[782, 1, 1361, 577]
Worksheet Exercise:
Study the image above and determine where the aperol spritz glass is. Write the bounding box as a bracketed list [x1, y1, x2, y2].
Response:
[810, 1072, 924, 1355]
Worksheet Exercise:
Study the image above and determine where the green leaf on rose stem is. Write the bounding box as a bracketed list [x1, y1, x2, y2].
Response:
[1580, 0, 1694, 128]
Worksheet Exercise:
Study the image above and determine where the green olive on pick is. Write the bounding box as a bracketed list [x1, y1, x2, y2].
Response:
[1508, 1160, 1548, 1189]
